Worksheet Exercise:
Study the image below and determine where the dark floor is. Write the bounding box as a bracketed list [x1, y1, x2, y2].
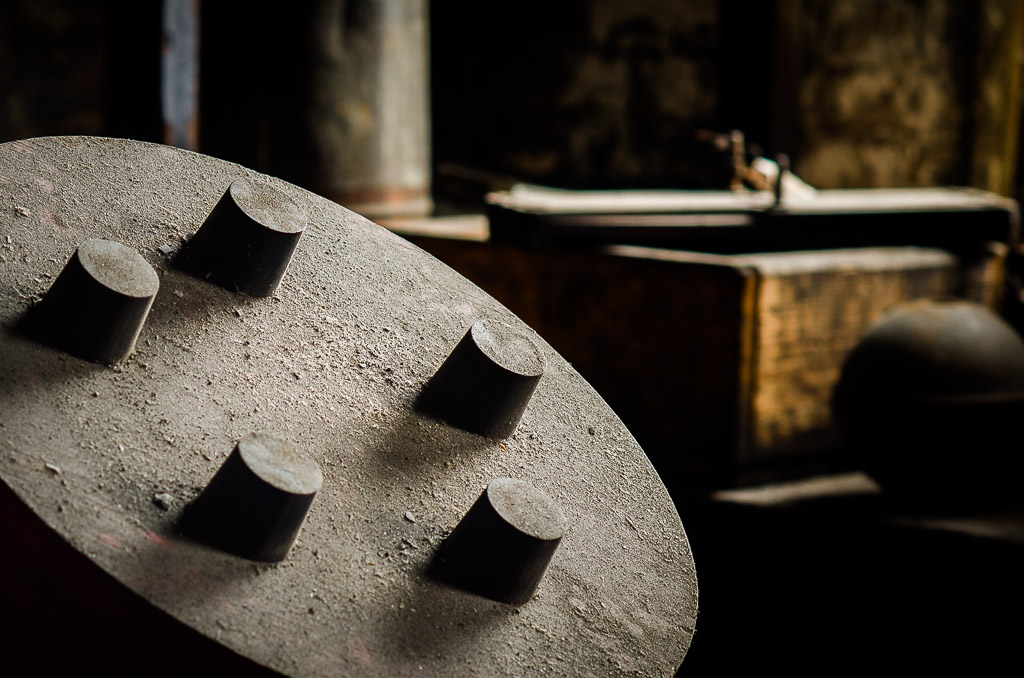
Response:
[674, 473, 1024, 675]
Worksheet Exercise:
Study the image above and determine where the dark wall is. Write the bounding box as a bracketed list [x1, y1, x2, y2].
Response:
[0, 1, 105, 140]
[0, 1, 162, 145]
[0, 1, 1020, 196]
[431, 0, 748, 190]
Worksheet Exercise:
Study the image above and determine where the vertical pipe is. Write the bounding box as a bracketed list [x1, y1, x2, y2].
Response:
[307, 0, 432, 218]
[161, 0, 200, 150]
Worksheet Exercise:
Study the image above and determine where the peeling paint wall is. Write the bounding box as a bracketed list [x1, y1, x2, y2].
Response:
[780, 1, 970, 187]
[778, 0, 1022, 191]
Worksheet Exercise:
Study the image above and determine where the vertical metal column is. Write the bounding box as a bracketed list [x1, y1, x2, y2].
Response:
[307, 0, 432, 218]
[161, 0, 200, 150]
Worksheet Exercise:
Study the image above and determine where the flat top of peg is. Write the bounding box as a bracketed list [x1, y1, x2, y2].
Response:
[78, 238, 160, 298]
[238, 432, 323, 496]
[471, 320, 545, 377]
[487, 478, 567, 541]
[230, 178, 307, 234]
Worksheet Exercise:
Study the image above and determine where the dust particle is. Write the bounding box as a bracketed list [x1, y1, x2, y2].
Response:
[153, 493, 175, 510]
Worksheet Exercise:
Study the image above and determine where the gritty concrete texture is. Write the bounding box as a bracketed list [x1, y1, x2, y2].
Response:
[0, 137, 696, 675]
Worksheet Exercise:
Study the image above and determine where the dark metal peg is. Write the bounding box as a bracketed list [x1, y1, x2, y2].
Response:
[179, 432, 323, 562]
[175, 178, 306, 296]
[23, 238, 159, 364]
[428, 478, 567, 605]
[417, 320, 545, 438]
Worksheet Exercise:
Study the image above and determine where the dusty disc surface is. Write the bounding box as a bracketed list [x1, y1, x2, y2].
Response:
[0, 136, 696, 676]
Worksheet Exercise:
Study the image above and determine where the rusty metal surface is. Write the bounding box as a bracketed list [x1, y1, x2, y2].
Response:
[0, 137, 696, 675]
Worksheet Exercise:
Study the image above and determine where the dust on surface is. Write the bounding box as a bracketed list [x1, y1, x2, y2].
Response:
[471, 320, 546, 377]
[77, 237, 161, 297]
[0, 136, 696, 676]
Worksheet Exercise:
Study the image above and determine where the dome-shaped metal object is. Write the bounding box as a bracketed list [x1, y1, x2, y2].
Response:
[0, 137, 696, 675]
[833, 299, 1024, 500]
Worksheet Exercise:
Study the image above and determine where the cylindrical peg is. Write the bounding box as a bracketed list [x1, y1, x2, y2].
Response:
[175, 178, 306, 296]
[179, 433, 323, 562]
[417, 320, 545, 438]
[428, 478, 567, 605]
[24, 238, 159, 364]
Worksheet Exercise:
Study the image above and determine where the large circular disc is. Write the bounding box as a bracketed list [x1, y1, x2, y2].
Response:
[0, 137, 696, 676]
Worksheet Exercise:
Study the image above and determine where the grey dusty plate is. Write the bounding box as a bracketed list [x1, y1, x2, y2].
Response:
[0, 136, 696, 677]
